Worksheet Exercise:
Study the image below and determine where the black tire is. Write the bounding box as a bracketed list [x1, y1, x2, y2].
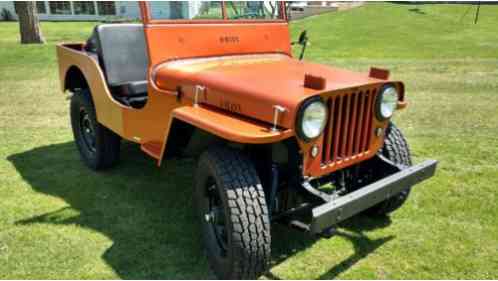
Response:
[70, 89, 121, 170]
[195, 147, 271, 279]
[366, 122, 413, 216]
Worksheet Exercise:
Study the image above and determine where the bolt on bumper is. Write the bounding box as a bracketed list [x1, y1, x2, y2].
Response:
[310, 159, 438, 234]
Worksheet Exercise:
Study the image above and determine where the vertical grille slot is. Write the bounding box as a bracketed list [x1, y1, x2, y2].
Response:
[353, 92, 366, 155]
[339, 94, 351, 159]
[332, 96, 343, 162]
[361, 90, 375, 151]
[322, 89, 377, 166]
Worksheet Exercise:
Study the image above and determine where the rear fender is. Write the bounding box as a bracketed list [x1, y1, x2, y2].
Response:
[57, 44, 126, 136]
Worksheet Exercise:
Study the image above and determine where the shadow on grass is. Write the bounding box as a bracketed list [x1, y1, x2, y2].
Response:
[9, 142, 393, 279]
[268, 216, 393, 280]
[408, 7, 427, 15]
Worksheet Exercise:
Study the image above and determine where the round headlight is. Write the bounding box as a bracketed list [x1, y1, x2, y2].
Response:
[297, 99, 328, 141]
[376, 85, 399, 120]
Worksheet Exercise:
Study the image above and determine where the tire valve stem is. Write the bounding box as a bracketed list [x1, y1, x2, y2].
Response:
[205, 212, 214, 222]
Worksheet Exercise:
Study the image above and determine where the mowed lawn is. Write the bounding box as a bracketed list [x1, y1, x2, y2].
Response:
[1, 3, 498, 279]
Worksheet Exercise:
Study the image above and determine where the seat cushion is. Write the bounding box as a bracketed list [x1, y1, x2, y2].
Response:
[119, 81, 148, 97]
[93, 24, 148, 87]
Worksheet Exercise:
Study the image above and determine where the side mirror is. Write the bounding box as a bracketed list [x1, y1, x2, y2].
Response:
[292, 30, 309, 60]
[298, 30, 308, 46]
[291, 30, 308, 46]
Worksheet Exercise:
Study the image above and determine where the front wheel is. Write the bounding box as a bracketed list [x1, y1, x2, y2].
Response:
[195, 147, 271, 279]
[364, 122, 413, 216]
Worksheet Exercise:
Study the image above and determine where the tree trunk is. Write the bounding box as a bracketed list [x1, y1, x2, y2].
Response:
[14, 1, 45, 44]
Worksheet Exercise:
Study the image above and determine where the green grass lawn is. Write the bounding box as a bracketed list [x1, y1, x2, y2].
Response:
[1, 3, 498, 279]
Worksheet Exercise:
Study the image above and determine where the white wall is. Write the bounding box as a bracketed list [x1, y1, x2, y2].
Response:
[187, 1, 202, 19]
[0, 1, 143, 21]
[116, 1, 141, 20]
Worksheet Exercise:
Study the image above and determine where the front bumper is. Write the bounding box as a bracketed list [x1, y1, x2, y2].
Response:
[310, 159, 438, 234]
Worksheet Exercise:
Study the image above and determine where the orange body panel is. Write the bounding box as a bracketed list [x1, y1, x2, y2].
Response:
[56, 44, 125, 135]
[152, 54, 401, 129]
[144, 23, 291, 66]
[56, 48, 295, 163]
[57, 3, 407, 178]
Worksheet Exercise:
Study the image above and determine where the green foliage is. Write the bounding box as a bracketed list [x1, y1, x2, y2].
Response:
[1, 8, 14, 21]
[1, 3, 498, 279]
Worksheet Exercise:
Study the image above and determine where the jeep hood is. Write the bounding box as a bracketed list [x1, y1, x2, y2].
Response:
[154, 54, 389, 129]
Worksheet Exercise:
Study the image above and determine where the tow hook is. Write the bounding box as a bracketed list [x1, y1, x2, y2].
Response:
[287, 220, 336, 239]
[319, 227, 336, 239]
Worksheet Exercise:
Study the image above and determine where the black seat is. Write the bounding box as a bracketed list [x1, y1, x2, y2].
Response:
[121, 81, 148, 97]
[87, 24, 148, 100]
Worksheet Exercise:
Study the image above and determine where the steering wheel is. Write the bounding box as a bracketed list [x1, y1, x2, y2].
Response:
[231, 12, 261, 19]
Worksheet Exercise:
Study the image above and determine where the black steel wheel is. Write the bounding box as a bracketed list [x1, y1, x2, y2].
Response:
[79, 108, 97, 153]
[204, 178, 229, 255]
[70, 89, 121, 170]
[195, 147, 271, 279]
[365, 122, 413, 216]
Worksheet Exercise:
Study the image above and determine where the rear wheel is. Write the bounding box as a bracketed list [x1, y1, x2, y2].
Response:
[365, 122, 413, 216]
[195, 147, 271, 279]
[70, 89, 121, 170]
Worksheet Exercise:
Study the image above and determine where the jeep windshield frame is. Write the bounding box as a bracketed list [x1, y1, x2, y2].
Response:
[139, 1, 287, 25]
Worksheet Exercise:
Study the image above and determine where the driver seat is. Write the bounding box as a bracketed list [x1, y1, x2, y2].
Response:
[85, 24, 149, 107]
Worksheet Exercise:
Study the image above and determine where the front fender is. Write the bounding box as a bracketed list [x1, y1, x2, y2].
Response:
[172, 106, 293, 144]
[156, 105, 293, 166]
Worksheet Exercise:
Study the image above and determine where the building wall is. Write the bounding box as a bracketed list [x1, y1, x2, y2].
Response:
[149, 2, 173, 19]
[0, 1, 199, 21]
[115, 2, 141, 19]
[0, 1, 122, 21]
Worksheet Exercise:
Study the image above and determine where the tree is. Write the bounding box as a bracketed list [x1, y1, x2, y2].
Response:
[14, 1, 45, 44]
[169, 2, 184, 19]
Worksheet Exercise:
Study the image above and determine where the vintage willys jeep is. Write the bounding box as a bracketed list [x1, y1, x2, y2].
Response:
[57, 2, 437, 279]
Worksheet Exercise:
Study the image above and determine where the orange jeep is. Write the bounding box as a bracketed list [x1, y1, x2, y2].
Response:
[56, 2, 437, 279]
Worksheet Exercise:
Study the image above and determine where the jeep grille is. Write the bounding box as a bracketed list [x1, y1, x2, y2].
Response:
[322, 88, 378, 165]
